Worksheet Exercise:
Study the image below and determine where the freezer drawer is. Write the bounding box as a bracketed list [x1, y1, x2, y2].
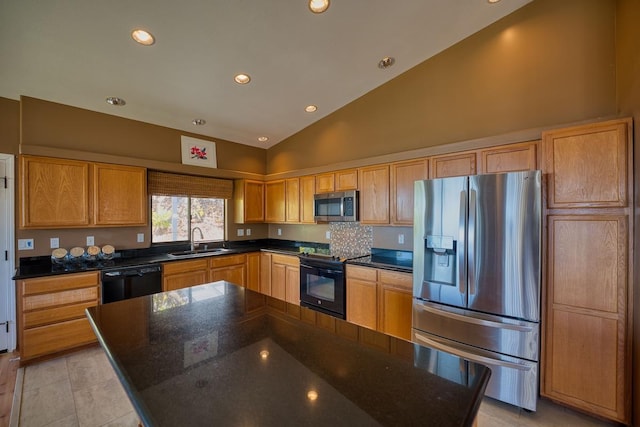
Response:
[413, 300, 539, 361]
[413, 329, 538, 411]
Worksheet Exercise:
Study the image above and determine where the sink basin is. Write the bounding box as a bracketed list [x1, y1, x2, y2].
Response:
[168, 248, 231, 258]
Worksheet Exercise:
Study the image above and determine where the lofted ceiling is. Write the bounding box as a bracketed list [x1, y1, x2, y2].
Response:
[0, 0, 532, 149]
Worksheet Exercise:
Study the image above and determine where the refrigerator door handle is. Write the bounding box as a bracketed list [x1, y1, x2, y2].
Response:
[414, 332, 532, 372]
[416, 303, 535, 333]
[458, 190, 467, 295]
[468, 189, 476, 295]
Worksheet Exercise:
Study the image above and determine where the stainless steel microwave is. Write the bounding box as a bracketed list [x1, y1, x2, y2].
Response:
[314, 190, 359, 222]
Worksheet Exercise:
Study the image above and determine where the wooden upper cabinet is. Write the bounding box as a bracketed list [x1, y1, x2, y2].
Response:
[93, 163, 147, 226]
[543, 119, 631, 208]
[430, 152, 477, 178]
[359, 164, 390, 224]
[20, 155, 91, 228]
[390, 159, 428, 225]
[265, 180, 286, 223]
[335, 169, 358, 190]
[285, 178, 300, 223]
[315, 173, 334, 193]
[299, 175, 316, 224]
[479, 141, 539, 174]
[234, 179, 264, 223]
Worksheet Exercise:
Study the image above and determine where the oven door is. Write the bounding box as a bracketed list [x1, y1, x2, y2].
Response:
[299, 262, 346, 318]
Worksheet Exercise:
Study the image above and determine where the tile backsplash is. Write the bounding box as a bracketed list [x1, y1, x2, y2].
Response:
[329, 222, 372, 257]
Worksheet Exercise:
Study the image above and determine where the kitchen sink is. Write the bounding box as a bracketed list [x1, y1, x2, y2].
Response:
[168, 248, 232, 258]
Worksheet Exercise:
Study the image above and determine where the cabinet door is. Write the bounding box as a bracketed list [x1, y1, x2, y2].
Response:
[315, 173, 334, 193]
[271, 263, 286, 300]
[346, 278, 377, 330]
[285, 178, 300, 223]
[390, 159, 428, 225]
[359, 164, 390, 224]
[163, 270, 208, 291]
[479, 141, 539, 174]
[543, 215, 629, 423]
[246, 252, 261, 292]
[335, 169, 358, 190]
[265, 180, 286, 223]
[234, 180, 264, 223]
[299, 175, 316, 223]
[430, 152, 477, 178]
[260, 252, 272, 295]
[93, 163, 147, 226]
[378, 270, 413, 340]
[285, 266, 300, 305]
[19, 155, 91, 228]
[543, 119, 630, 208]
[210, 265, 246, 286]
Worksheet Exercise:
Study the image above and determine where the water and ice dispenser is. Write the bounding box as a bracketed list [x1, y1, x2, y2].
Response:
[423, 235, 457, 287]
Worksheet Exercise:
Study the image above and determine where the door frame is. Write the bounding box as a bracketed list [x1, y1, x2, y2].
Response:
[0, 153, 16, 351]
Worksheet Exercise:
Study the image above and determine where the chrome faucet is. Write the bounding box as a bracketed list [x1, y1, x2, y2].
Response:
[191, 227, 204, 251]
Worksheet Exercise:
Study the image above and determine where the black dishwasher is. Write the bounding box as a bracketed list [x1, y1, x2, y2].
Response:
[101, 264, 163, 304]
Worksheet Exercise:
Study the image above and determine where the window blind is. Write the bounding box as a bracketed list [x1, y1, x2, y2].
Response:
[148, 171, 233, 199]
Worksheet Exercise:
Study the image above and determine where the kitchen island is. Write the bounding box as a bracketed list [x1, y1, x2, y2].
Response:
[86, 281, 490, 427]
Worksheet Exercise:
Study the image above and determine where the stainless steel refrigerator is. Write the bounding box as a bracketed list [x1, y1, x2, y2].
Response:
[412, 170, 541, 411]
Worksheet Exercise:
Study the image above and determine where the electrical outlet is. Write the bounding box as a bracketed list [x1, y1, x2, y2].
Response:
[398, 234, 405, 244]
[50, 237, 60, 249]
[277, 228, 282, 236]
[246, 228, 251, 236]
[18, 238, 34, 250]
[86, 236, 95, 246]
[237, 229, 245, 237]
[137, 233, 145, 243]
[325, 231, 331, 240]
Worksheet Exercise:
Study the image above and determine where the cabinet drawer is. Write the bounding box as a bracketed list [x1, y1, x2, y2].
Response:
[209, 254, 246, 268]
[21, 272, 99, 295]
[346, 265, 377, 281]
[23, 287, 98, 311]
[271, 254, 299, 267]
[378, 270, 412, 291]
[163, 259, 208, 275]
[24, 301, 97, 328]
[22, 318, 96, 360]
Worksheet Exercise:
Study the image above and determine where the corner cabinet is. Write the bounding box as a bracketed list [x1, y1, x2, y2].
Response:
[17, 272, 100, 362]
[541, 118, 632, 425]
[19, 155, 147, 228]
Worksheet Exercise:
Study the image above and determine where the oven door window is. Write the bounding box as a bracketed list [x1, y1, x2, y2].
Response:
[305, 272, 336, 302]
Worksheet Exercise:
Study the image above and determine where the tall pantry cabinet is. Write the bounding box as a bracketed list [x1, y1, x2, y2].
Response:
[541, 118, 632, 424]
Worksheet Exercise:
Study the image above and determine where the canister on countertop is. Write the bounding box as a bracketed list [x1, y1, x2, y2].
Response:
[51, 248, 68, 264]
[85, 245, 100, 261]
[101, 244, 115, 259]
[68, 246, 85, 262]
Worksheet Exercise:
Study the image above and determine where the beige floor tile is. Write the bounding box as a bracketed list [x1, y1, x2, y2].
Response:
[22, 357, 69, 392]
[100, 411, 142, 427]
[73, 377, 135, 427]
[19, 378, 75, 427]
[44, 413, 80, 427]
[66, 347, 116, 391]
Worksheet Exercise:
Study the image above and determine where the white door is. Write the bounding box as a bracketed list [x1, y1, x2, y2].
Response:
[0, 154, 15, 352]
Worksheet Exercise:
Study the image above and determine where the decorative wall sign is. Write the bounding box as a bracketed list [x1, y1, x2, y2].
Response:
[181, 135, 217, 168]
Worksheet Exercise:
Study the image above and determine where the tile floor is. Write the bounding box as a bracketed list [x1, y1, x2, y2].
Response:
[11, 346, 615, 427]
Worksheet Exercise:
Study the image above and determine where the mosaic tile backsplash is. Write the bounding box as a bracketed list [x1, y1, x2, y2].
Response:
[329, 222, 372, 257]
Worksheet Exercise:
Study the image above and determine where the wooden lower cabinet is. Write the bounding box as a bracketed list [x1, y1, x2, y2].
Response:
[17, 271, 100, 362]
[162, 259, 208, 291]
[246, 252, 261, 292]
[209, 254, 247, 286]
[270, 254, 300, 305]
[260, 252, 272, 295]
[346, 265, 412, 340]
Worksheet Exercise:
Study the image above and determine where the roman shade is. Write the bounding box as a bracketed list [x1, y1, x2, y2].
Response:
[147, 171, 233, 199]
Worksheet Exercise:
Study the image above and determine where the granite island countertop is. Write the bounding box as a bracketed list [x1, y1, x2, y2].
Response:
[86, 281, 489, 427]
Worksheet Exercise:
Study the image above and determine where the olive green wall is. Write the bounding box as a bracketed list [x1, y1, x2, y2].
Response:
[616, 0, 640, 423]
[266, 0, 617, 174]
[0, 97, 19, 155]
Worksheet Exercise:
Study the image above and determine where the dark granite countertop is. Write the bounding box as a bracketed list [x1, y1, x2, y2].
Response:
[12, 239, 326, 280]
[347, 248, 413, 273]
[86, 282, 489, 427]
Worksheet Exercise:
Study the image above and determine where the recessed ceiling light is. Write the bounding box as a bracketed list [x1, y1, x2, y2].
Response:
[192, 119, 206, 125]
[257, 136, 269, 142]
[234, 74, 251, 84]
[131, 29, 155, 46]
[378, 56, 395, 69]
[309, 0, 330, 13]
[305, 105, 317, 113]
[105, 97, 126, 106]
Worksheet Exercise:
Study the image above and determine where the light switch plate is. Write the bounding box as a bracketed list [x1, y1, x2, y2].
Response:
[398, 234, 404, 244]
[18, 239, 34, 250]
[86, 236, 95, 246]
[50, 237, 60, 249]
[277, 228, 282, 236]
[325, 231, 331, 240]
[237, 229, 245, 237]
[137, 233, 145, 243]
[246, 228, 251, 236]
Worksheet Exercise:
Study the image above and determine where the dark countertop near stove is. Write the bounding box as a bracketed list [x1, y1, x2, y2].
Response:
[346, 248, 413, 273]
[86, 281, 489, 427]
